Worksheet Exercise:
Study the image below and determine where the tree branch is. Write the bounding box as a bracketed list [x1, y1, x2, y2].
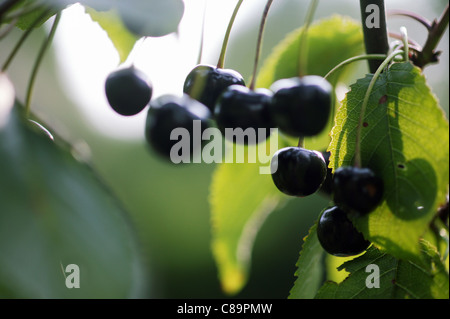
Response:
[359, 0, 390, 73]
[411, 4, 449, 69]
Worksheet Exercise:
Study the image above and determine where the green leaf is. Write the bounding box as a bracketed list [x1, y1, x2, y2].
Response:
[289, 223, 325, 299]
[256, 15, 364, 152]
[0, 107, 147, 298]
[210, 133, 287, 295]
[329, 62, 450, 265]
[256, 15, 364, 88]
[85, 7, 138, 63]
[210, 15, 366, 296]
[315, 243, 449, 299]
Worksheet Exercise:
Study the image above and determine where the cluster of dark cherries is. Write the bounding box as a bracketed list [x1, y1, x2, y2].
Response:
[104, 61, 384, 257]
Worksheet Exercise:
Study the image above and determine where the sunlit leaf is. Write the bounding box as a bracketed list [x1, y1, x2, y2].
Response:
[315, 242, 449, 299]
[329, 62, 450, 265]
[289, 223, 325, 299]
[85, 7, 138, 63]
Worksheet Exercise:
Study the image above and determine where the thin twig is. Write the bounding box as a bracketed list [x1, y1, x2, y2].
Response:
[387, 9, 432, 30]
[412, 4, 449, 68]
[25, 12, 61, 116]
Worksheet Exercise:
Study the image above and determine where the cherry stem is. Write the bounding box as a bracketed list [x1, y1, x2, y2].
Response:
[324, 54, 387, 80]
[196, 0, 207, 65]
[353, 49, 404, 168]
[249, 0, 273, 91]
[400, 26, 409, 62]
[388, 31, 422, 51]
[217, 0, 244, 69]
[387, 9, 432, 30]
[297, 0, 319, 77]
[1, 9, 52, 72]
[297, 136, 304, 148]
[25, 12, 61, 117]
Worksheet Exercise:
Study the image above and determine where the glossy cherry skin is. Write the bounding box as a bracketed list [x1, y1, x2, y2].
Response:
[183, 64, 245, 112]
[333, 166, 384, 215]
[214, 85, 274, 144]
[317, 206, 371, 257]
[145, 94, 211, 161]
[271, 147, 327, 197]
[269, 75, 332, 137]
[105, 66, 152, 116]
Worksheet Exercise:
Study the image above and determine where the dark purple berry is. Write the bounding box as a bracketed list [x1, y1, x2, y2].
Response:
[105, 66, 152, 116]
[333, 166, 384, 215]
[269, 76, 332, 137]
[317, 206, 371, 257]
[271, 147, 327, 197]
[183, 64, 245, 112]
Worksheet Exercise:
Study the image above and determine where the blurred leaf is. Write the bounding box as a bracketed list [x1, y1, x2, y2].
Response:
[289, 223, 325, 299]
[325, 252, 364, 284]
[329, 62, 450, 265]
[0, 107, 148, 298]
[85, 7, 137, 63]
[116, 0, 184, 38]
[210, 132, 290, 295]
[315, 243, 449, 299]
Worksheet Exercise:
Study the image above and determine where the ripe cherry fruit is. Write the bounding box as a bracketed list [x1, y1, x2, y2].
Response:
[183, 64, 245, 112]
[271, 147, 327, 197]
[317, 206, 371, 257]
[214, 85, 274, 144]
[105, 66, 152, 116]
[145, 94, 211, 161]
[269, 75, 332, 137]
[333, 166, 384, 215]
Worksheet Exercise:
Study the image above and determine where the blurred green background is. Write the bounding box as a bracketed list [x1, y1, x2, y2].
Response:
[1, 0, 448, 298]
